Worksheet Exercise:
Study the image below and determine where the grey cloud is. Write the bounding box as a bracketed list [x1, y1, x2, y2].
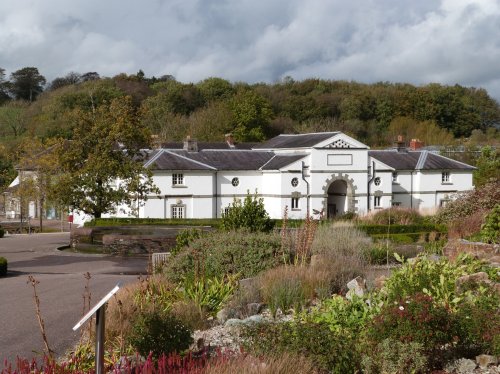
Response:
[0, 0, 499, 103]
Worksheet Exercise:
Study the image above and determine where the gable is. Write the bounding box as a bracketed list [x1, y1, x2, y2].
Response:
[317, 133, 369, 150]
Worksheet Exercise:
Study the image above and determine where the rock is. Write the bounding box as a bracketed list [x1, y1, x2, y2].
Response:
[456, 272, 491, 293]
[346, 276, 366, 300]
[239, 277, 257, 291]
[373, 275, 387, 290]
[224, 318, 244, 327]
[216, 307, 238, 325]
[246, 302, 263, 316]
[476, 354, 498, 369]
[445, 358, 477, 374]
[244, 315, 264, 324]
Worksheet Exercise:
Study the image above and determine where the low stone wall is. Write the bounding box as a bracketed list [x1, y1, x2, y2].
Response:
[102, 234, 177, 255]
[444, 239, 499, 263]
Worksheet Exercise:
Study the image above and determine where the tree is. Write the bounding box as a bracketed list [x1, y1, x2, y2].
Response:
[9, 67, 46, 102]
[221, 190, 273, 232]
[48, 72, 82, 91]
[0, 68, 10, 105]
[0, 101, 29, 137]
[229, 90, 272, 142]
[52, 96, 158, 218]
[474, 146, 499, 187]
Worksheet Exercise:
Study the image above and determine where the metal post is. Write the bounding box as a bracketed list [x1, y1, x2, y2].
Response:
[95, 306, 105, 374]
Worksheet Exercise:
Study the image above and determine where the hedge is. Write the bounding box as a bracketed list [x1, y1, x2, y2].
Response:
[0, 227, 4, 238]
[0, 257, 7, 276]
[371, 232, 447, 244]
[358, 224, 447, 235]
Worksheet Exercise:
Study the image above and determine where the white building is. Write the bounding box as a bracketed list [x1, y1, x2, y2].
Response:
[125, 132, 474, 221]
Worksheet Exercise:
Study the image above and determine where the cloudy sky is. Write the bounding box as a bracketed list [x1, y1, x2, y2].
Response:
[1, 0, 500, 102]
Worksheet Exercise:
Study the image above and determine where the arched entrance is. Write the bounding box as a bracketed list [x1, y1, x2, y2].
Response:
[323, 174, 357, 219]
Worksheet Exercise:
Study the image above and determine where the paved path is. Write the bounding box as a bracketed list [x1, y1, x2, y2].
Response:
[0, 233, 149, 364]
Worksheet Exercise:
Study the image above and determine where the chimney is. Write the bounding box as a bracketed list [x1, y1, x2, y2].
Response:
[225, 133, 235, 148]
[409, 138, 424, 151]
[183, 135, 198, 152]
[396, 135, 407, 152]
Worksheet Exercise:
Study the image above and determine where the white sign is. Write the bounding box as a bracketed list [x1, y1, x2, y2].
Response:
[73, 283, 121, 331]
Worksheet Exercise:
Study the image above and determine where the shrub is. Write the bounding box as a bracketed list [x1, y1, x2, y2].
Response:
[164, 230, 285, 283]
[369, 207, 424, 225]
[448, 209, 487, 240]
[182, 274, 238, 316]
[242, 321, 361, 373]
[259, 266, 329, 315]
[361, 338, 428, 374]
[170, 299, 207, 330]
[128, 310, 193, 359]
[434, 179, 500, 224]
[0, 227, 4, 238]
[203, 352, 320, 374]
[364, 293, 460, 370]
[311, 221, 369, 293]
[0, 256, 7, 276]
[358, 223, 447, 235]
[221, 191, 274, 232]
[171, 228, 204, 256]
[480, 203, 500, 243]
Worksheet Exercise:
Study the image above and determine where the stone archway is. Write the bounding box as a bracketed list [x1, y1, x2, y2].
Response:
[322, 174, 357, 218]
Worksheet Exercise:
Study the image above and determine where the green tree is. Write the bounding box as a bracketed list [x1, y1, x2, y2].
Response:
[0, 101, 29, 137]
[197, 77, 234, 102]
[48, 72, 82, 91]
[9, 67, 46, 102]
[52, 96, 158, 218]
[474, 146, 499, 186]
[221, 190, 273, 232]
[229, 90, 272, 141]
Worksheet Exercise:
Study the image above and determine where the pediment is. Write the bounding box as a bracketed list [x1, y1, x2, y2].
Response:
[317, 133, 369, 149]
[323, 138, 357, 149]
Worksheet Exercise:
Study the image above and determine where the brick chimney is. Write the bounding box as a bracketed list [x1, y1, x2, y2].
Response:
[409, 138, 424, 151]
[183, 135, 198, 152]
[225, 133, 235, 148]
[396, 135, 406, 152]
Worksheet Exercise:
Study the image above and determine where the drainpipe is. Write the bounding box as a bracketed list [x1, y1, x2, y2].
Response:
[410, 171, 413, 209]
[301, 161, 310, 216]
[214, 171, 218, 218]
[367, 161, 376, 211]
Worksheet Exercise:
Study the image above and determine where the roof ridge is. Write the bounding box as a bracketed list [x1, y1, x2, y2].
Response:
[259, 154, 277, 170]
[415, 150, 428, 170]
[164, 150, 217, 170]
[143, 149, 165, 168]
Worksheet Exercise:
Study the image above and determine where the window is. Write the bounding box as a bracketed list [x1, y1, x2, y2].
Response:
[171, 205, 185, 219]
[291, 197, 299, 210]
[439, 199, 450, 207]
[231, 177, 239, 187]
[392, 172, 398, 183]
[392, 201, 401, 207]
[374, 196, 381, 208]
[442, 172, 450, 183]
[291, 177, 299, 187]
[374, 177, 381, 186]
[223, 207, 230, 215]
[172, 173, 184, 186]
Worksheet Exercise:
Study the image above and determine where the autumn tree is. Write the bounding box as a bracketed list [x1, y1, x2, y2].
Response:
[0, 68, 10, 105]
[0, 101, 29, 137]
[9, 67, 46, 102]
[52, 96, 158, 218]
[474, 146, 499, 187]
[48, 72, 82, 91]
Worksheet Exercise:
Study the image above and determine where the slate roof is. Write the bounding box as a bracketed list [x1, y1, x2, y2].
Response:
[254, 132, 339, 149]
[146, 149, 277, 171]
[261, 154, 307, 170]
[161, 142, 257, 150]
[369, 150, 475, 170]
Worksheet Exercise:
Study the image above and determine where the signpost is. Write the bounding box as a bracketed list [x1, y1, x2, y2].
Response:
[73, 283, 121, 374]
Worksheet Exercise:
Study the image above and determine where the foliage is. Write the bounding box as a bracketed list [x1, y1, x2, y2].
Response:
[0, 101, 29, 138]
[480, 203, 500, 243]
[361, 338, 428, 374]
[311, 221, 369, 292]
[434, 179, 500, 224]
[359, 223, 447, 235]
[474, 146, 499, 187]
[0, 256, 7, 276]
[52, 96, 159, 218]
[364, 293, 461, 370]
[128, 310, 193, 359]
[368, 207, 424, 225]
[171, 228, 204, 256]
[242, 321, 361, 373]
[258, 266, 324, 315]
[182, 275, 238, 316]
[164, 229, 284, 283]
[9, 67, 46, 102]
[382, 253, 499, 308]
[229, 89, 272, 141]
[221, 191, 273, 232]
